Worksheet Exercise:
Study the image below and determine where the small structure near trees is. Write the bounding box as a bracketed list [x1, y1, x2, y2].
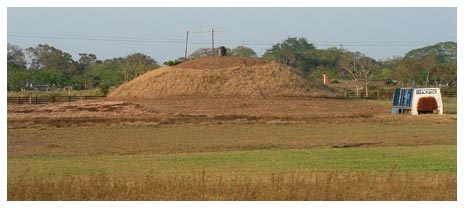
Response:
[218, 46, 227, 56]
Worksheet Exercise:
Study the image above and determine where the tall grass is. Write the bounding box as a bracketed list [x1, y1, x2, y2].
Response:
[8, 170, 456, 201]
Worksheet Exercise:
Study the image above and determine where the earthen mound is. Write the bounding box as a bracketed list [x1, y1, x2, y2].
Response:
[109, 57, 333, 99]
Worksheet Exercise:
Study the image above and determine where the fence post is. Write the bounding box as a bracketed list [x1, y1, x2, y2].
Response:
[35, 96, 38, 104]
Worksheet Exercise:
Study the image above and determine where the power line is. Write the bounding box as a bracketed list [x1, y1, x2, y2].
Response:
[7, 33, 439, 47]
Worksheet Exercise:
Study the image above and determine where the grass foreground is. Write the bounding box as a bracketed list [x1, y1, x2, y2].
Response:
[8, 115, 457, 200]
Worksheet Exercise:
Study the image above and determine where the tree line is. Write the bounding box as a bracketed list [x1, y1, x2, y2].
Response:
[7, 38, 457, 96]
[7, 44, 159, 94]
[261, 38, 456, 96]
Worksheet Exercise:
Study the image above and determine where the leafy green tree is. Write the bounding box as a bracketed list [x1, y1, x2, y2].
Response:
[263, 37, 345, 78]
[304, 47, 345, 81]
[31, 69, 64, 88]
[419, 54, 438, 87]
[91, 58, 125, 88]
[164, 59, 183, 66]
[230, 46, 257, 58]
[7, 70, 29, 91]
[263, 37, 316, 71]
[26, 44, 75, 70]
[98, 80, 112, 96]
[405, 41, 456, 61]
[374, 67, 393, 85]
[7, 44, 27, 70]
[89, 53, 158, 91]
[123, 53, 159, 79]
[78, 53, 98, 90]
[7, 44, 28, 90]
[435, 61, 457, 87]
[390, 58, 417, 87]
[403, 41, 456, 87]
[25, 44, 78, 87]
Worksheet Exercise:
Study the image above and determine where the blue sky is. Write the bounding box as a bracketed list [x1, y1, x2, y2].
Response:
[7, 7, 457, 63]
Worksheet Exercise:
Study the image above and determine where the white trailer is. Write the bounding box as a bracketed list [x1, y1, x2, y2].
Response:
[391, 88, 443, 115]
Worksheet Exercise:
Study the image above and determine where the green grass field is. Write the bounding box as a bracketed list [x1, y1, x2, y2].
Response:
[9, 145, 455, 177]
[8, 118, 457, 200]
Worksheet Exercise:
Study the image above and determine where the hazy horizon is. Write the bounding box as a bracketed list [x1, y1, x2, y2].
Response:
[7, 7, 457, 63]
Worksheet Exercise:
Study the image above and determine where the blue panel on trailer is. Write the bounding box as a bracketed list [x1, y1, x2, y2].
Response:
[399, 89, 413, 107]
[403, 89, 413, 107]
[392, 88, 401, 106]
[392, 88, 413, 114]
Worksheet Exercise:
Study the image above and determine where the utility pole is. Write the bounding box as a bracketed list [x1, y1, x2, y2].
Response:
[188, 29, 222, 57]
[211, 28, 215, 56]
[184, 29, 189, 59]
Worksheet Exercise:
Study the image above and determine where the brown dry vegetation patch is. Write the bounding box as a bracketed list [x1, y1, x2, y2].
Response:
[126, 96, 389, 119]
[7, 100, 154, 120]
[8, 171, 456, 200]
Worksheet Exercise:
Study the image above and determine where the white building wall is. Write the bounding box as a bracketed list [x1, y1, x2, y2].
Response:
[410, 88, 443, 115]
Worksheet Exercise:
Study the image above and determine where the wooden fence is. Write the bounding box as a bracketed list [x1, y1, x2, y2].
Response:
[345, 90, 457, 100]
[442, 91, 457, 97]
[345, 91, 392, 100]
[7, 91, 456, 104]
[7, 96, 106, 105]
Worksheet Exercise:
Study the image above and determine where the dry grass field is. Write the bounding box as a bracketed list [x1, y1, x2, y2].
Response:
[9, 169, 456, 200]
[7, 98, 457, 200]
